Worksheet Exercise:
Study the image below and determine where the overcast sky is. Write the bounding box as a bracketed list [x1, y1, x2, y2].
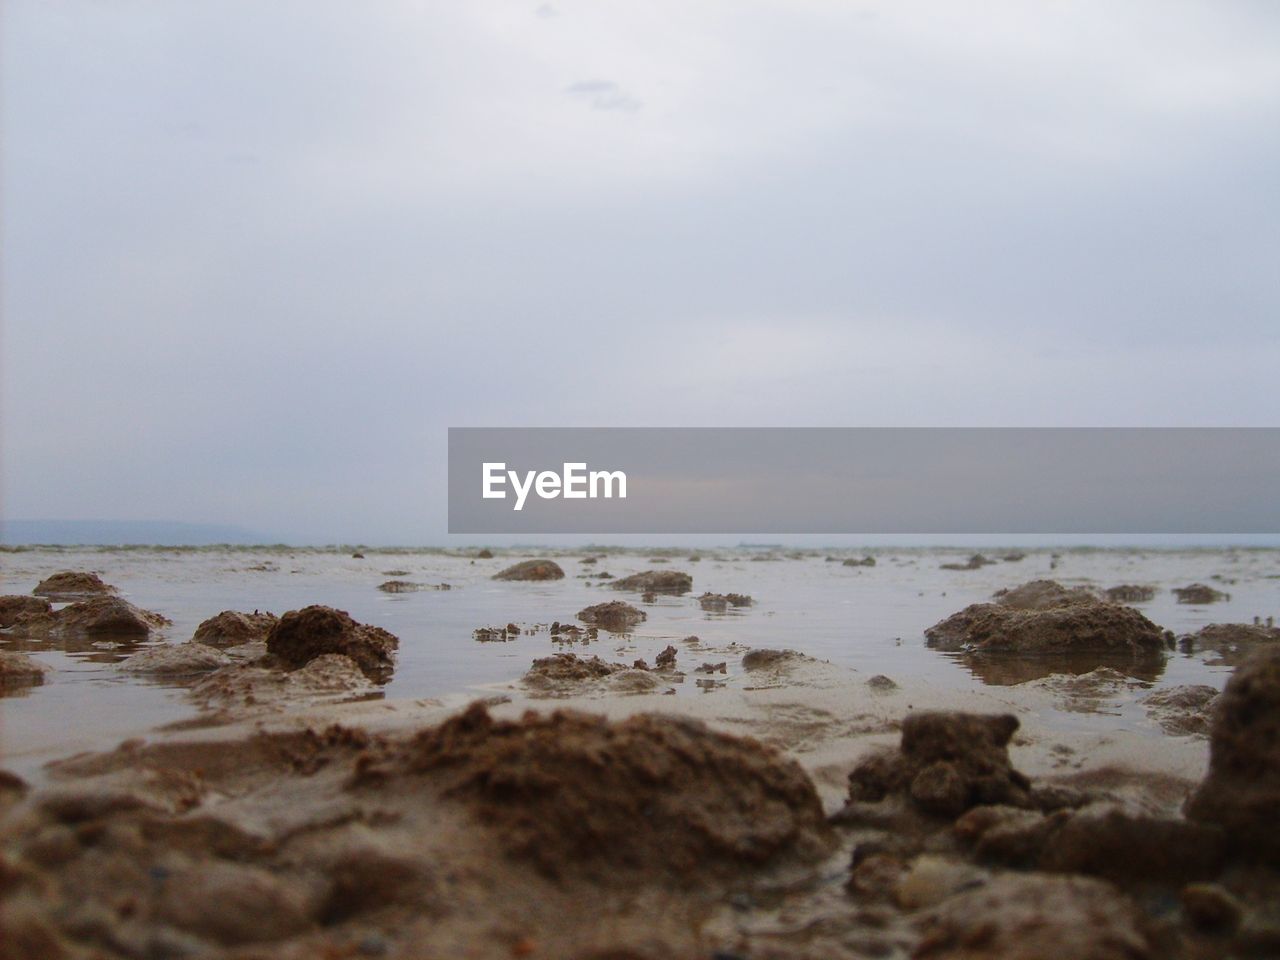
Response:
[2, 1, 1278, 544]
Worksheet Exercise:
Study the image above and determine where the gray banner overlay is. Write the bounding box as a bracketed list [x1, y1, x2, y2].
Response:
[448, 428, 1280, 534]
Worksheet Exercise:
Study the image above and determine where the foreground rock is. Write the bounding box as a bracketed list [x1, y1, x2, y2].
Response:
[847, 712, 1032, 818]
[0, 651, 51, 690]
[192, 610, 278, 649]
[611, 569, 693, 595]
[576, 600, 645, 632]
[915, 873, 1156, 960]
[492, 559, 564, 581]
[32, 571, 116, 600]
[925, 582, 1168, 659]
[1186, 645, 1280, 860]
[0, 595, 52, 629]
[265, 605, 398, 682]
[7, 597, 170, 641]
[390, 703, 832, 879]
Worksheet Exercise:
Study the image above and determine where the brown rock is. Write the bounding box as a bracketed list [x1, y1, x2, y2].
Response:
[0, 651, 51, 689]
[1142, 685, 1219, 736]
[1179, 622, 1280, 666]
[654, 645, 677, 670]
[698, 592, 753, 611]
[493, 559, 565, 581]
[32, 571, 115, 600]
[192, 610, 278, 649]
[119, 643, 233, 675]
[843, 556, 876, 567]
[939, 553, 997, 571]
[266, 606, 398, 682]
[1105, 584, 1157, 603]
[0, 595, 53, 629]
[576, 600, 646, 632]
[611, 570, 693, 595]
[1186, 645, 1280, 861]
[992, 579, 1096, 611]
[524, 653, 628, 684]
[1173, 583, 1229, 604]
[11, 596, 170, 640]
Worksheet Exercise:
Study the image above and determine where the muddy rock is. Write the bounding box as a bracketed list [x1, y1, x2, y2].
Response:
[742, 649, 810, 671]
[0, 651, 51, 689]
[1106, 584, 1157, 603]
[847, 712, 1032, 818]
[9, 597, 170, 641]
[915, 873, 1156, 960]
[939, 553, 997, 571]
[1174, 583, 1228, 604]
[32, 571, 116, 600]
[493, 559, 565, 581]
[395, 703, 832, 879]
[611, 570, 693, 595]
[1186, 645, 1280, 860]
[378, 579, 424, 593]
[1002, 551, 1027, 562]
[698, 592, 753, 611]
[1143, 685, 1220, 736]
[265, 606, 398, 682]
[476, 548, 494, 559]
[119, 643, 233, 676]
[925, 589, 1167, 658]
[843, 556, 876, 567]
[1181, 883, 1243, 932]
[1037, 811, 1226, 885]
[654, 645, 678, 670]
[154, 860, 316, 945]
[524, 653, 628, 685]
[192, 610, 278, 649]
[0, 595, 53, 629]
[992, 579, 1096, 611]
[1178, 622, 1280, 666]
[576, 601, 646, 632]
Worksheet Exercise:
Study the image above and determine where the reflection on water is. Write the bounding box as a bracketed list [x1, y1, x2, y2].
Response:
[949, 651, 1168, 686]
[0, 545, 1276, 767]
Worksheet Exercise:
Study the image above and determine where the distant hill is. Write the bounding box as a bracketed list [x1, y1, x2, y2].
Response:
[0, 520, 269, 546]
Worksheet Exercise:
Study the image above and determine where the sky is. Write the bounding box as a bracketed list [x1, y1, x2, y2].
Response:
[2, 1, 1279, 544]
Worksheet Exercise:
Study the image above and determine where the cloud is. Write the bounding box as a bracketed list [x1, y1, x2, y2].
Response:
[565, 79, 642, 113]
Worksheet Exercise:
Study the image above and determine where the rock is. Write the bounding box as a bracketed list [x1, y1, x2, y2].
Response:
[265, 606, 398, 682]
[1174, 583, 1228, 604]
[1142, 685, 1219, 736]
[894, 854, 985, 910]
[843, 556, 876, 567]
[1002, 551, 1026, 562]
[119, 643, 233, 675]
[991, 579, 1096, 611]
[0, 651, 51, 689]
[1105, 584, 1157, 603]
[1186, 645, 1280, 860]
[867, 674, 899, 691]
[154, 860, 315, 945]
[847, 712, 1032, 818]
[31, 571, 115, 600]
[0, 595, 52, 629]
[351, 552, 365, 559]
[476, 548, 494, 559]
[611, 570, 693, 595]
[940, 553, 997, 571]
[9, 597, 170, 640]
[524, 653, 628, 685]
[1180, 883, 1243, 932]
[377, 579, 425, 593]
[915, 873, 1156, 960]
[742, 649, 808, 671]
[1179, 622, 1280, 666]
[698, 592, 753, 611]
[576, 601, 646, 632]
[1036, 811, 1226, 885]
[192, 610, 278, 649]
[696, 662, 727, 674]
[654, 645, 677, 670]
[493, 560, 565, 581]
[393, 703, 832, 880]
[925, 588, 1167, 658]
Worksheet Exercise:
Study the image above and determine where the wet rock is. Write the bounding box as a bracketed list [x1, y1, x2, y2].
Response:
[1180, 883, 1243, 932]
[493, 560, 565, 581]
[698, 592, 753, 611]
[266, 606, 398, 682]
[654, 645, 677, 670]
[847, 712, 1032, 818]
[1002, 551, 1026, 562]
[1037, 811, 1226, 885]
[0, 595, 53, 629]
[843, 556, 876, 567]
[1142, 685, 1219, 736]
[32, 571, 115, 600]
[473, 624, 519, 642]
[894, 854, 985, 910]
[396, 703, 832, 880]
[1106, 584, 1157, 603]
[119, 643, 233, 676]
[867, 674, 899, 692]
[10, 597, 170, 640]
[696, 661, 727, 674]
[0, 651, 51, 689]
[1174, 583, 1228, 604]
[351, 552, 365, 559]
[378, 579, 424, 593]
[939, 553, 997, 571]
[992, 579, 1096, 611]
[925, 588, 1167, 658]
[915, 873, 1155, 960]
[476, 548, 494, 559]
[611, 570, 693, 595]
[192, 653, 375, 712]
[1179, 622, 1280, 666]
[742, 649, 808, 671]
[576, 600, 646, 632]
[192, 610, 278, 649]
[1029, 667, 1147, 714]
[154, 860, 316, 945]
[1186, 645, 1280, 860]
[524, 653, 628, 685]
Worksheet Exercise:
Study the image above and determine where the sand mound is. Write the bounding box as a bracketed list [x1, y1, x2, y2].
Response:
[847, 712, 1032, 818]
[493, 560, 565, 581]
[576, 600, 646, 631]
[387, 703, 831, 880]
[1186, 645, 1280, 860]
[192, 610, 278, 649]
[266, 606, 398, 682]
[0, 595, 52, 629]
[610, 570, 692, 595]
[32, 571, 116, 600]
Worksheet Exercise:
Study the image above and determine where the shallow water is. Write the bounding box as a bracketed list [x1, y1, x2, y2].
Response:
[2, 546, 1277, 772]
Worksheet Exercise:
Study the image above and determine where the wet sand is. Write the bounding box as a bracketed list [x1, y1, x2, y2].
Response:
[2, 546, 1278, 957]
